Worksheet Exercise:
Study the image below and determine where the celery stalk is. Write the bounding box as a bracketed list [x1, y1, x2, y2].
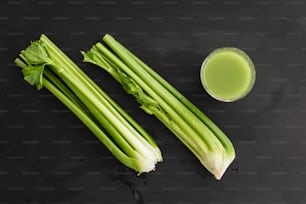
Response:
[82, 34, 236, 179]
[15, 35, 162, 173]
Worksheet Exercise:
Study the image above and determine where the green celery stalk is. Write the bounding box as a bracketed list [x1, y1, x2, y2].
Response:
[82, 34, 236, 179]
[15, 35, 162, 173]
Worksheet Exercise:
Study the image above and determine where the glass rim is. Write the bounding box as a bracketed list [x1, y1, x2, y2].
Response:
[200, 47, 256, 102]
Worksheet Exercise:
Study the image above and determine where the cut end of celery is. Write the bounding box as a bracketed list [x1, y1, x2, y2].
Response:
[130, 144, 163, 174]
[134, 158, 160, 174]
[214, 156, 235, 180]
[137, 164, 156, 174]
[102, 33, 114, 41]
[202, 150, 235, 180]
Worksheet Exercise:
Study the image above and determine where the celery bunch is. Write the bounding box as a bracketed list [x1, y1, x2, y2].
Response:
[82, 34, 236, 179]
[15, 35, 162, 173]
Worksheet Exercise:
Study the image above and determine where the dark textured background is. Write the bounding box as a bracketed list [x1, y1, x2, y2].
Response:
[1, 0, 306, 203]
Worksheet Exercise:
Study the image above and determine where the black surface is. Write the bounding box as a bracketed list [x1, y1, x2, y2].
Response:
[2, 0, 306, 203]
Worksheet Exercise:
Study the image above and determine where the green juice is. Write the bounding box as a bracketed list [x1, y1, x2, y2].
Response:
[200, 48, 255, 102]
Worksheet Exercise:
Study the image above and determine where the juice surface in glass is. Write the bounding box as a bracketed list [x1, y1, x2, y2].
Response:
[200, 48, 255, 102]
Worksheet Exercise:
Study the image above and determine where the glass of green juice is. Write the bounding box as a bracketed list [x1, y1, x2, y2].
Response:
[200, 47, 256, 102]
